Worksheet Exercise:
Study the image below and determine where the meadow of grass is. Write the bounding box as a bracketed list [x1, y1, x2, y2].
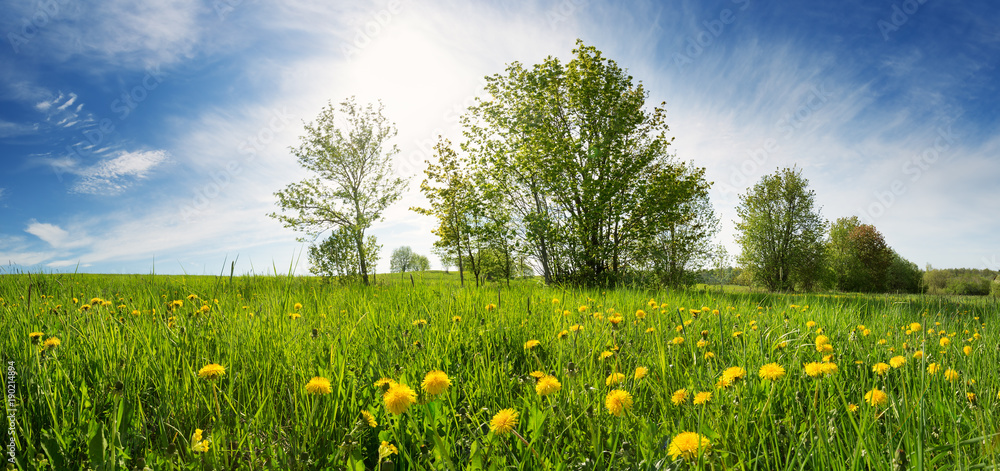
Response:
[2, 270, 999, 470]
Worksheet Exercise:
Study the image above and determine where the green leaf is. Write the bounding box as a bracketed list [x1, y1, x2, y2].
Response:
[87, 422, 106, 468]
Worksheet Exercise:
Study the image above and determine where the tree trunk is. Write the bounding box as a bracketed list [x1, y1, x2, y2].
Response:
[456, 245, 465, 287]
[354, 230, 369, 286]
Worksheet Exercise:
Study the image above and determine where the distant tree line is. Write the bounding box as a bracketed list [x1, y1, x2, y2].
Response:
[923, 268, 999, 296]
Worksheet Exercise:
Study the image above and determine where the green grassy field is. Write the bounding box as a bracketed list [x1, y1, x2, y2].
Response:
[2, 271, 998, 470]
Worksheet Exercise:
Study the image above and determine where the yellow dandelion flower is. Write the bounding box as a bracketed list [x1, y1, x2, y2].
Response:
[523, 339, 540, 350]
[485, 303, 497, 311]
[704, 351, 715, 360]
[383, 383, 417, 415]
[693, 391, 711, 405]
[536, 375, 562, 396]
[806, 321, 816, 329]
[671, 336, 685, 345]
[600, 351, 614, 360]
[864, 388, 888, 407]
[578, 305, 588, 313]
[645, 326, 656, 333]
[872, 363, 890, 375]
[305, 376, 332, 395]
[722, 366, 746, 384]
[29, 332, 43, 343]
[944, 369, 959, 382]
[927, 363, 940, 375]
[421, 370, 451, 396]
[606, 372, 626, 386]
[557, 330, 569, 339]
[671, 388, 688, 405]
[80, 304, 91, 311]
[963, 345, 972, 356]
[361, 410, 377, 428]
[529, 370, 545, 379]
[668, 432, 711, 461]
[804, 362, 823, 377]
[490, 408, 518, 435]
[608, 315, 623, 325]
[378, 441, 398, 460]
[848, 403, 859, 413]
[889, 356, 906, 368]
[570, 324, 583, 332]
[758, 363, 785, 381]
[293, 302, 302, 310]
[452, 315, 461, 322]
[909, 322, 921, 332]
[635, 309, 647, 319]
[913, 350, 923, 360]
[198, 363, 226, 380]
[412, 319, 427, 326]
[288, 312, 301, 320]
[634, 366, 648, 380]
[940, 337, 951, 348]
[190, 429, 210, 453]
[820, 362, 838, 375]
[605, 389, 633, 417]
[967, 392, 976, 402]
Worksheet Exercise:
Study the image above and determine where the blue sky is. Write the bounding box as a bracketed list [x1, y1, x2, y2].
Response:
[1, 0, 998, 275]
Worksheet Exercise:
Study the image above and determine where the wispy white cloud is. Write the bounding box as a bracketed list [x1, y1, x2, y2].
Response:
[70, 150, 171, 195]
[24, 220, 91, 249]
[0, 120, 39, 137]
[3, 0, 208, 69]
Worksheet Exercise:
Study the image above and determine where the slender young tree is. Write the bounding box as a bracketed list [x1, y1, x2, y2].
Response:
[735, 166, 826, 291]
[270, 97, 407, 285]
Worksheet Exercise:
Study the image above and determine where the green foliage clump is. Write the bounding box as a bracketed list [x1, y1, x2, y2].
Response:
[923, 268, 997, 296]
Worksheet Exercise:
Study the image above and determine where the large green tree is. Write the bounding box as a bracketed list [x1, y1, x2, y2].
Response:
[462, 40, 714, 285]
[735, 167, 826, 291]
[270, 97, 407, 285]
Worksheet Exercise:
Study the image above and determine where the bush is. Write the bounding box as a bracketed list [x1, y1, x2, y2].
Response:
[990, 276, 999, 297]
[924, 269, 997, 296]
